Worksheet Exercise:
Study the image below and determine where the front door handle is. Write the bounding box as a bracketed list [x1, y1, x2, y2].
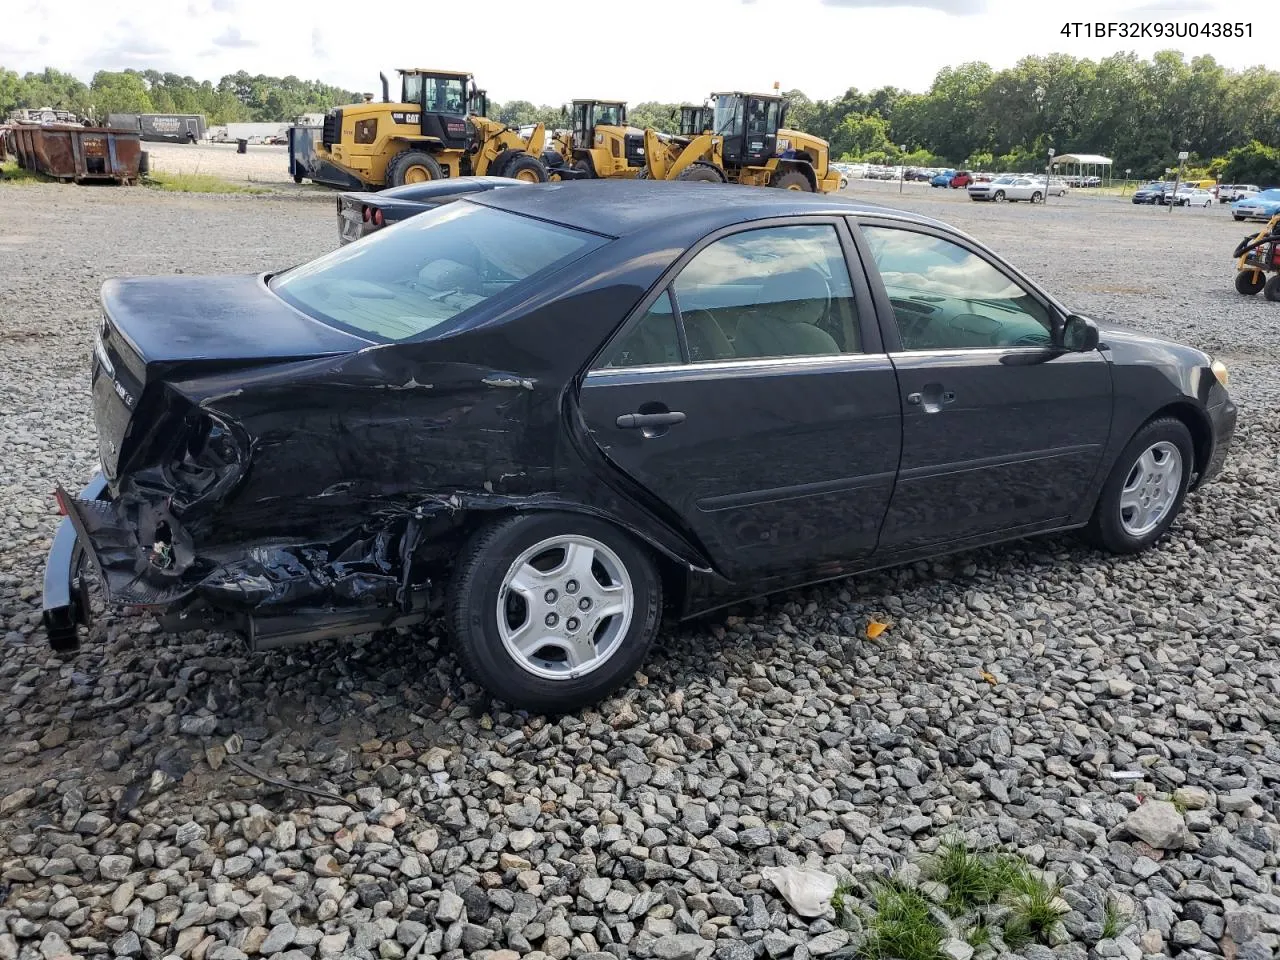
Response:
[616, 411, 686, 429]
[906, 392, 922, 405]
[910, 383, 955, 414]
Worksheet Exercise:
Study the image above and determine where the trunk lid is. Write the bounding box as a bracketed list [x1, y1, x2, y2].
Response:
[94, 273, 370, 479]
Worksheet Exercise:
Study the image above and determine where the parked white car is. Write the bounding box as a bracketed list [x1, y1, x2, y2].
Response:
[1219, 184, 1261, 203]
[1173, 186, 1214, 207]
[967, 175, 1046, 203]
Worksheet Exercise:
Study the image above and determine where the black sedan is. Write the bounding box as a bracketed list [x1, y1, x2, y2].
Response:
[1131, 182, 1173, 205]
[337, 176, 533, 245]
[45, 181, 1237, 713]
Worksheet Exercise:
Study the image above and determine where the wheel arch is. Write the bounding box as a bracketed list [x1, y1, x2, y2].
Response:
[443, 500, 703, 616]
[776, 160, 817, 190]
[1146, 400, 1214, 488]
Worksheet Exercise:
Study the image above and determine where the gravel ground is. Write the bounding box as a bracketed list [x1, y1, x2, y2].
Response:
[0, 179, 1277, 960]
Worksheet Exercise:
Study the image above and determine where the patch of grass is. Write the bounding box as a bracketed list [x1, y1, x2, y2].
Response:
[0, 160, 47, 184]
[922, 836, 1024, 913]
[1002, 867, 1068, 948]
[860, 879, 946, 960]
[1101, 897, 1131, 940]
[143, 171, 269, 194]
[964, 918, 993, 949]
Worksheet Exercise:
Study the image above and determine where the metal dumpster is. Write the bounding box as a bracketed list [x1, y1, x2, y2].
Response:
[10, 124, 143, 184]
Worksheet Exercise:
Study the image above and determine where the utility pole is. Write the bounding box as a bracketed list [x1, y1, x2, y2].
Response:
[1045, 147, 1055, 204]
[899, 144, 906, 194]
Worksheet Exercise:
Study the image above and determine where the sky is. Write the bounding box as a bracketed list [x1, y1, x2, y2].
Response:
[1, 0, 1270, 105]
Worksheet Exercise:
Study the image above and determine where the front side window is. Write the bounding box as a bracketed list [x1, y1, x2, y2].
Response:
[861, 226, 1054, 351]
[596, 104, 624, 127]
[270, 203, 606, 342]
[425, 77, 467, 114]
[674, 224, 860, 361]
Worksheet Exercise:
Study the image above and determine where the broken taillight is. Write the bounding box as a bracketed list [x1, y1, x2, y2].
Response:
[373, 209, 384, 227]
[362, 205, 372, 223]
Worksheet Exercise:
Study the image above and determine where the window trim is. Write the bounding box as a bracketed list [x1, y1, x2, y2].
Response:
[585, 215, 883, 376]
[846, 215, 1069, 355]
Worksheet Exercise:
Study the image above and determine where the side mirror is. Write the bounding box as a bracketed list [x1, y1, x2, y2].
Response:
[561, 105, 568, 119]
[1060, 314, 1100, 352]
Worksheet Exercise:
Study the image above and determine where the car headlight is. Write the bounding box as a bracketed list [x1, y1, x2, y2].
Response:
[1211, 359, 1230, 389]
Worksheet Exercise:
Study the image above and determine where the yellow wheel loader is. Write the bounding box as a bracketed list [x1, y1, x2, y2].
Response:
[315, 69, 551, 189]
[640, 91, 841, 193]
[543, 100, 645, 180]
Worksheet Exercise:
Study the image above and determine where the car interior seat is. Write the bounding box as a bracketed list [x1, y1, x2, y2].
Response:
[731, 266, 841, 358]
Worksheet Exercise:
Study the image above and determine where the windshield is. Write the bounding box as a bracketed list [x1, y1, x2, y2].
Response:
[992, 176, 1015, 184]
[269, 204, 607, 341]
[713, 96, 743, 136]
[1254, 189, 1280, 200]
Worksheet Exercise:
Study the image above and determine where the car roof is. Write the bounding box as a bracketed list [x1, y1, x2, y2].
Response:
[467, 179, 954, 239]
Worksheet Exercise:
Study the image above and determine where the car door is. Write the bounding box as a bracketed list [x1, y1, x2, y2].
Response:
[576, 218, 902, 584]
[1011, 178, 1035, 201]
[849, 216, 1113, 552]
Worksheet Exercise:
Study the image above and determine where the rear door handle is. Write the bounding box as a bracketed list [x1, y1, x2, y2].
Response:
[616, 412, 686, 429]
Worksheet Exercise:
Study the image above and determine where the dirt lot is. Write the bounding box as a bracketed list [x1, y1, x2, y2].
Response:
[0, 179, 1277, 960]
[145, 141, 298, 185]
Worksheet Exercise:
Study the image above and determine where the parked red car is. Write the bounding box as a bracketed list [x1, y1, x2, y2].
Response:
[950, 171, 973, 188]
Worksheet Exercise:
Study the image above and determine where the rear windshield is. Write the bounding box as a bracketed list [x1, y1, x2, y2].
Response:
[270, 203, 606, 341]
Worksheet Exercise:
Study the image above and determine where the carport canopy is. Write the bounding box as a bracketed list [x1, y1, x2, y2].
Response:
[1052, 153, 1114, 185]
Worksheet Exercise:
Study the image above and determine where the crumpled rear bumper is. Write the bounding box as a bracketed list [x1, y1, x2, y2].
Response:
[41, 472, 109, 651]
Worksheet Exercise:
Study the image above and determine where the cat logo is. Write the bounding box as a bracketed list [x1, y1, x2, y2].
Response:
[390, 112, 421, 125]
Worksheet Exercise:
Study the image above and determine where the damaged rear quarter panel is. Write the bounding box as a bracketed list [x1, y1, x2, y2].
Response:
[89, 233, 716, 620]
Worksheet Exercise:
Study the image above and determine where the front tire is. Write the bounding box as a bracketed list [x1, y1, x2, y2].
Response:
[993, 190, 1005, 202]
[1265, 274, 1280, 302]
[448, 513, 662, 713]
[385, 150, 442, 187]
[1236, 270, 1266, 295]
[1084, 417, 1194, 554]
[678, 161, 725, 183]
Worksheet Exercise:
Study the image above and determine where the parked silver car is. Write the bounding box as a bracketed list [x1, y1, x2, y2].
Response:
[967, 175, 1046, 203]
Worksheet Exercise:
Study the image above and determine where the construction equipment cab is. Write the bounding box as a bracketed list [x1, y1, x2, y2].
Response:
[642, 91, 841, 193]
[551, 100, 644, 179]
[317, 69, 550, 189]
[678, 105, 712, 137]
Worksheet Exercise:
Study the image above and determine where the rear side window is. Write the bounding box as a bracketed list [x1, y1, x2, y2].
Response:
[270, 203, 606, 341]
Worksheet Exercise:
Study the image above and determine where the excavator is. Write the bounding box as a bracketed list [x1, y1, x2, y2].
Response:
[315, 68, 551, 189]
[543, 100, 645, 179]
[640, 90, 841, 192]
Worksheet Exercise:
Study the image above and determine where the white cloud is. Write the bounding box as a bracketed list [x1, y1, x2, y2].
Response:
[212, 26, 256, 48]
[0, 0, 1268, 105]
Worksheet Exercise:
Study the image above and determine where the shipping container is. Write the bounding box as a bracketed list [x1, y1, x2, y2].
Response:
[108, 113, 206, 143]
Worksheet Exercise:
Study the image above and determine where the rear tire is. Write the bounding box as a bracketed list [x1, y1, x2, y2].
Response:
[385, 150, 442, 187]
[1030, 191, 1043, 203]
[677, 161, 724, 183]
[1235, 270, 1266, 295]
[771, 169, 812, 191]
[503, 152, 549, 183]
[1083, 417, 1194, 555]
[1265, 275, 1280, 302]
[573, 158, 595, 179]
[448, 512, 662, 713]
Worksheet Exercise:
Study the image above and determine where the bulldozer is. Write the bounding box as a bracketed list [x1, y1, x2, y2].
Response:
[640, 91, 840, 192]
[315, 68, 551, 189]
[543, 100, 645, 179]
